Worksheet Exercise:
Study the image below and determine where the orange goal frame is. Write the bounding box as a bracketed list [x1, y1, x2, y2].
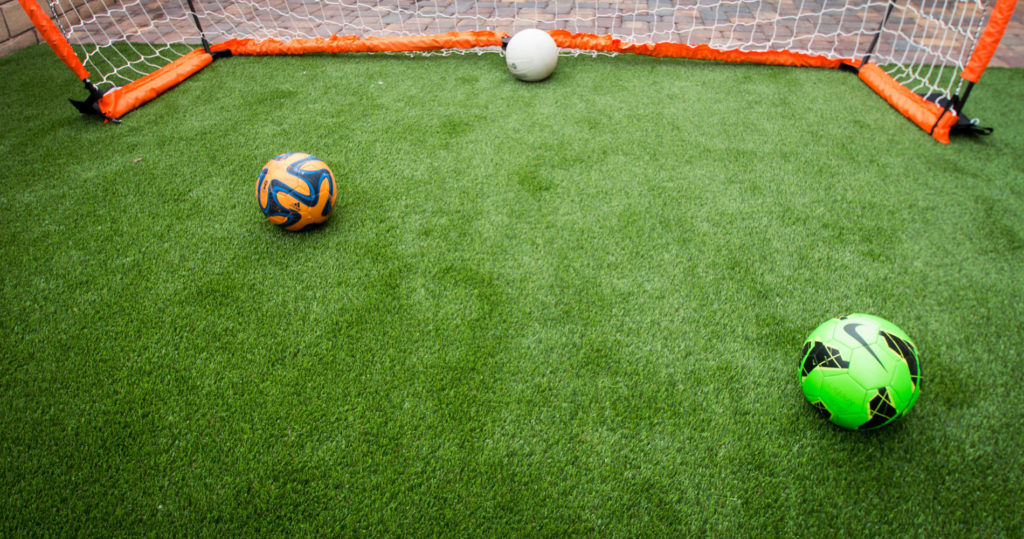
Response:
[17, 0, 1018, 143]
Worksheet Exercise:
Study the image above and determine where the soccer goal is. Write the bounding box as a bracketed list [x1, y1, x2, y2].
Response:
[17, 0, 1017, 142]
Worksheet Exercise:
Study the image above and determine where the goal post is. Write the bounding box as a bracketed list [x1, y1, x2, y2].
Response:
[18, 0, 1018, 142]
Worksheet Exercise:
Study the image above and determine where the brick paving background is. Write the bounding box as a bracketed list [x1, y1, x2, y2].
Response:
[991, 3, 1024, 67]
[0, 0, 117, 56]
[1, 0, 1022, 66]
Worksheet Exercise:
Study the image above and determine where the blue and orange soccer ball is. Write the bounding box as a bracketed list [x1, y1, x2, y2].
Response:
[256, 152, 337, 231]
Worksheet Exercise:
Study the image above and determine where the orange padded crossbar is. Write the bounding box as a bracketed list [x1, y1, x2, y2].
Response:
[858, 62, 958, 143]
[98, 49, 213, 120]
[549, 30, 846, 68]
[212, 31, 506, 55]
[213, 29, 846, 68]
[17, 0, 89, 80]
[962, 0, 1017, 83]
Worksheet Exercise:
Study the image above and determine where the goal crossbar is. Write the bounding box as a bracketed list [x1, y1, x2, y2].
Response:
[17, 0, 1018, 142]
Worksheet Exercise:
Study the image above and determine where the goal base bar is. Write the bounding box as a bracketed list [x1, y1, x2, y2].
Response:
[856, 62, 959, 144]
[93, 30, 955, 142]
[210, 30, 505, 55]
[548, 31, 844, 68]
[97, 49, 214, 121]
[94, 31, 508, 120]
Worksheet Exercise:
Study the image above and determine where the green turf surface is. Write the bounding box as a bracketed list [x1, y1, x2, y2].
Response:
[1, 44, 1023, 535]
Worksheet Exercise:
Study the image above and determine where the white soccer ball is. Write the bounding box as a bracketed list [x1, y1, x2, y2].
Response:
[504, 29, 559, 82]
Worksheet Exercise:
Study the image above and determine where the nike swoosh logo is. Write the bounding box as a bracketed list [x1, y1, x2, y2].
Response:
[843, 323, 887, 370]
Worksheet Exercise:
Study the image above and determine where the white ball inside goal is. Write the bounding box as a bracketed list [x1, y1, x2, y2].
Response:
[504, 29, 559, 82]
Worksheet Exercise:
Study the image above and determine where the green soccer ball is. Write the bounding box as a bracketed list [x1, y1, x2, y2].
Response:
[799, 313, 922, 430]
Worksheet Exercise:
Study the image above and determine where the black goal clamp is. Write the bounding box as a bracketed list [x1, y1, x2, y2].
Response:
[69, 79, 121, 124]
[922, 92, 994, 137]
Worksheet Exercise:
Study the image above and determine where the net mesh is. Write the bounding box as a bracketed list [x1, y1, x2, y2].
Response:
[50, 0, 997, 102]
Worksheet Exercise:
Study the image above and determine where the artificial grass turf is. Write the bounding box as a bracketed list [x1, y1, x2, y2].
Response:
[1, 44, 1023, 535]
